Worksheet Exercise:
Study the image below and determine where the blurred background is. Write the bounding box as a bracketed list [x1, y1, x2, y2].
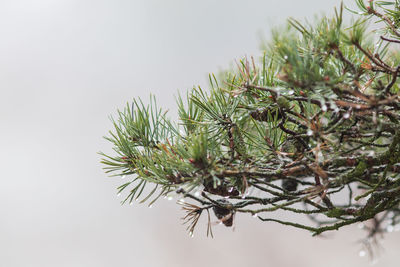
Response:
[1, 0, 399, 266]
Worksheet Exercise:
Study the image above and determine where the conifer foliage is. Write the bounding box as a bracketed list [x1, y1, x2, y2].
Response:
[101, 1, 400, 242]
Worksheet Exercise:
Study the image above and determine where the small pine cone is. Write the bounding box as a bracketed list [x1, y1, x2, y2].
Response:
[250, 108, 282, 122]
[203, 180, 239, 197]
[282, 179, 298, 192]
[213, 199, 234, 227]
[250, 108, 269, 121]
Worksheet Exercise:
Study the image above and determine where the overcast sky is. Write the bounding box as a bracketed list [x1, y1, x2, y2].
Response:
[1, 0, 399, 266]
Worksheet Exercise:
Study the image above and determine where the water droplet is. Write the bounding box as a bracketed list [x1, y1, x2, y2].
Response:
[117, 193, 121, 197]
[189, 231, 194, 238]
[387, 225, 394, 232]
[359, 250, 366, 257]
[321, 105, 327, 112]
[252, 213, 258, 218]
[167, 196, 173, 201]
[284, 55, 288, 60]
[288, 90, 294, 95]
[129, 202, 133, 206]
[343, 113, 350, 119]
[307, 129, 313, 136]
[148, 204, 153, 209]
[317, 151, 324, 162]
[121, 175, 126, 179]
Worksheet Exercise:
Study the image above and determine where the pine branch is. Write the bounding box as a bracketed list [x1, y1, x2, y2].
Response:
[100, 1, 400, 253]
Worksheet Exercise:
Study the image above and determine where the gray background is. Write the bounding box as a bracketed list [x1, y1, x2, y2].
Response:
[1, 0, 399, 266]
